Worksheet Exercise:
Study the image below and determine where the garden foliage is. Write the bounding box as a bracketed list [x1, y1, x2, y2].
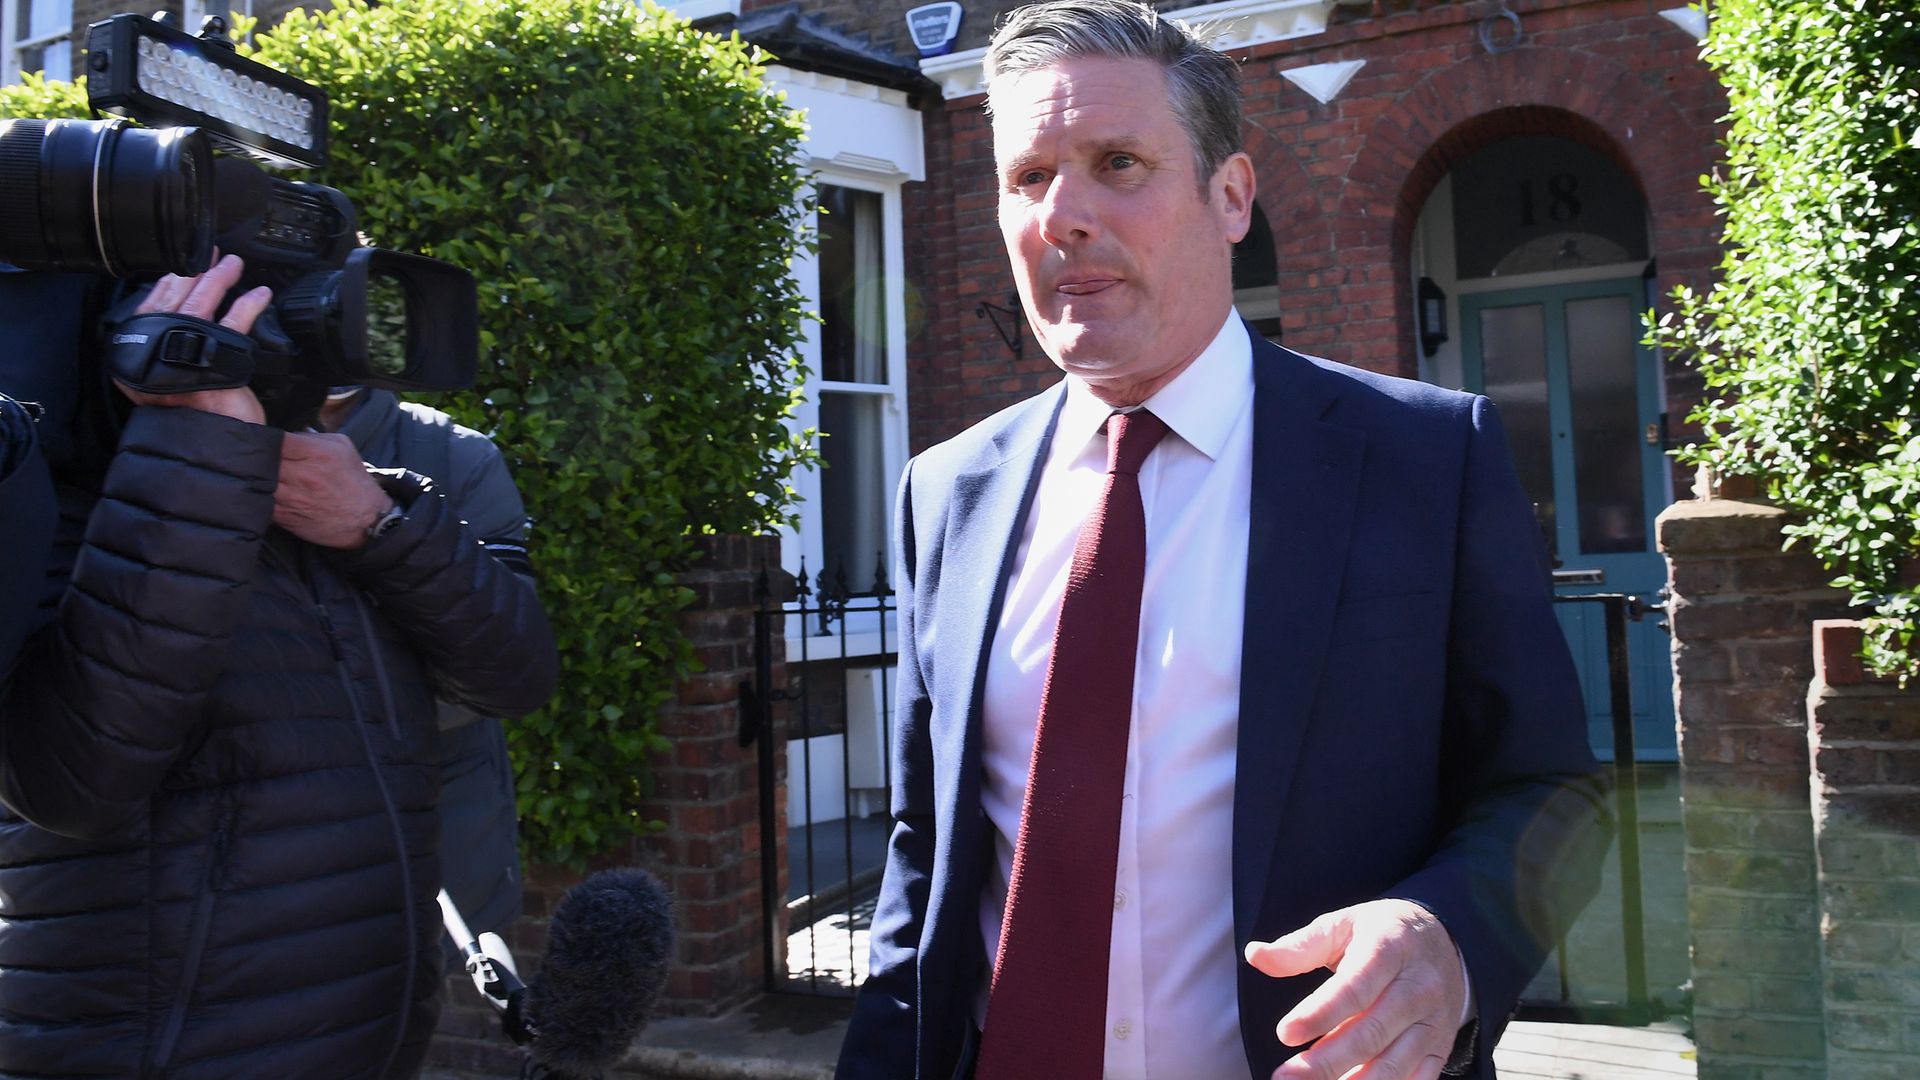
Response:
[1652, 0, 1919, 678]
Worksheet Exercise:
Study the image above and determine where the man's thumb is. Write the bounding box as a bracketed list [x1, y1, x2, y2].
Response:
[1243, 914, 1349, 979]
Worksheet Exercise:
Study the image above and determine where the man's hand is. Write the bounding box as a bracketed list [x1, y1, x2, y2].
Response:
[275, 432, 394, 550]
[1245, 899, 1468, 1080]
[116, 252, 272, 425]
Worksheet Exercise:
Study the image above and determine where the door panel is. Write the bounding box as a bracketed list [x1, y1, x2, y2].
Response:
[1458, 279, 1675, 760]
[1565, 295, 1648, 555]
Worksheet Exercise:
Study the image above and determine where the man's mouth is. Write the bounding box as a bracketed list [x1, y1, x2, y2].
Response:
[1056, 277, 1121, 296]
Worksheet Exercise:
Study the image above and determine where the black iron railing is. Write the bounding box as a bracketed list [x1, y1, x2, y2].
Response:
[742, 557, 897, 996]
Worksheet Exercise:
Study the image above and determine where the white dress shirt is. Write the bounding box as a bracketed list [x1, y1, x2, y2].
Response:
[979, 312, 1255, 1080]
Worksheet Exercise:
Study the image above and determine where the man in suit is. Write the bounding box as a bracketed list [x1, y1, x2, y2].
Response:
[838, 2, 1611, 1078]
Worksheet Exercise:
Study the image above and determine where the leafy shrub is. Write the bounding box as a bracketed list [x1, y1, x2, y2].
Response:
[1652, 0, 1919, 678]
[1, 0, 812, 864]
[0, 71, 86, 118]
[250, 0, 811, 863]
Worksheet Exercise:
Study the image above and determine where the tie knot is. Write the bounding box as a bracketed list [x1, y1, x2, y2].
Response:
[1103, 409, 1168, 476]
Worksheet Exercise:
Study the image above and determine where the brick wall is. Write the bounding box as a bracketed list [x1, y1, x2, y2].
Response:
[1808, 620, 1920, 1078]
[1658, 497, 1851, 1079]
[428, 534, 789, 1070]
[882, 0, 1726, 453]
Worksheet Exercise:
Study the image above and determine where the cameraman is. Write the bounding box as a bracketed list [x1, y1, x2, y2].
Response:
[319, 379, 533, 960]
[0, 254, 558, 1079]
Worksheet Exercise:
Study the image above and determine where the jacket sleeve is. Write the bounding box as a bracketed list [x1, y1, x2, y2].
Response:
[0, 395, 55, 678]
[839, 457, 934, 1080]
[0, 406, 280, 838]
[326, 472, 558, 720]
[1386, 396, 1614, 1075]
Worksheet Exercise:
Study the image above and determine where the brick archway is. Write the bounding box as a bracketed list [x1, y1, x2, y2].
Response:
[1329, 45, 1720, 376]
[1238, 112, 1324, 345]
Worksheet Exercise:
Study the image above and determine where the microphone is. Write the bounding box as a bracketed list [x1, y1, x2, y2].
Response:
[441, 867, 676, 1079]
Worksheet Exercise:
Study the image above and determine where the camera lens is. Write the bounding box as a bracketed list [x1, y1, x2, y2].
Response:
[0, 117, 214, 277]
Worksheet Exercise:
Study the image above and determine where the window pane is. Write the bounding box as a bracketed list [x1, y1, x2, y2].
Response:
[818, 185, 886, 384]
[1451, 136, 1648, 280]
[17, 39, 69, 79]
[14, 0, 70, 79]
[1566, 295, 1647, 554]
[819, 391, 889, 591]
[1478, 303, 1556, 558]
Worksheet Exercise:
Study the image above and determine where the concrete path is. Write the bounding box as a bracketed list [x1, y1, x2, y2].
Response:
[425, 1002, 1696, 1079]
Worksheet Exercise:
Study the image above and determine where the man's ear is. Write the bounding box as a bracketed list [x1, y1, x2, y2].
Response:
[1214, 152, 1257, 244]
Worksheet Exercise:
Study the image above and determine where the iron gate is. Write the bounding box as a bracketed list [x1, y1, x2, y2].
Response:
[1518, 587, 1673, 1026]
[743, 569, 1673, 1022]
[740, 558, 897, 996]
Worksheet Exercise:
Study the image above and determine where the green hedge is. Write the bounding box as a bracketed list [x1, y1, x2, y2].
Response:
[1652, 0, 1919, 678]
[4, 0, 814, 864]
[0, 71, 85, 117]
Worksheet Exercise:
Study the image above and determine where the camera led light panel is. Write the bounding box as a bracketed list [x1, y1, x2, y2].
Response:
[85, 13, 328, 170]
[134, 37, 315, 152]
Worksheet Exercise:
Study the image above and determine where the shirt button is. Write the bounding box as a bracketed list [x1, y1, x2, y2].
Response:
[1113, 1019, 1132, 1040]
[1113, 890, 1128, 911]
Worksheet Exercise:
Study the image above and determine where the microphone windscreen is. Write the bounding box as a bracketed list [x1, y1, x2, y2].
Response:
[526, 867, 676, 1076]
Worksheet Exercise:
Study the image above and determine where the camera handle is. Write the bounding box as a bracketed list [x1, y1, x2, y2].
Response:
[105, 312, 256, 395]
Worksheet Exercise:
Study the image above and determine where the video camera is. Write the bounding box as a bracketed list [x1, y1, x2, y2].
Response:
[0, 12, 476, 428]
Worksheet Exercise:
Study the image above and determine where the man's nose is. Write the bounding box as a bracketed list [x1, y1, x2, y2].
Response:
[1036, 170, 1099, 247]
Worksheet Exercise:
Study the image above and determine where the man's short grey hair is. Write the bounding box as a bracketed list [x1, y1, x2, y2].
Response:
[985, 0, 1243, 191]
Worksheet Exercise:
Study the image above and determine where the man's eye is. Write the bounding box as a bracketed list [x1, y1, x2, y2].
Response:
[1019, 169, 1047, 186]
[1109, 153, 1137, 170]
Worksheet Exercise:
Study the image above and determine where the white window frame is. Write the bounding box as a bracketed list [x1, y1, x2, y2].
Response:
[3, 0, 72, 87]
[766, 66, 923, 659]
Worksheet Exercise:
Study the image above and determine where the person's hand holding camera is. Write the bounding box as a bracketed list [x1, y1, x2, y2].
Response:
[273, 432, 396, 551]
[117, 252, 272, 424]
[119, 252, 395, 549]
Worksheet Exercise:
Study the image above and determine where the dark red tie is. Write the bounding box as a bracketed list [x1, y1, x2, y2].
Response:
[977, 408, 1170, 1080]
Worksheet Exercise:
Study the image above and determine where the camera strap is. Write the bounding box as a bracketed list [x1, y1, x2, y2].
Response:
[106, 312, 256, 395]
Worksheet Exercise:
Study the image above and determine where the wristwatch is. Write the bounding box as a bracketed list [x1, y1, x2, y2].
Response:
[365, 499, 407, 539]
[361, 466, 434, 540]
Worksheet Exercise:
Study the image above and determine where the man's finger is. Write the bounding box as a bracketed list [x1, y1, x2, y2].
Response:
[1276, 973, 1440, 1078]
[1275, 936, 1397, 1047]
[179, 254, 244, 320]
[280, 431, 350, 459]
[1245, 913, 1351, 979]
[1352, 1018, 1448, 1080]
[133, 273, 191, 315]
[220, 285, 273, 336]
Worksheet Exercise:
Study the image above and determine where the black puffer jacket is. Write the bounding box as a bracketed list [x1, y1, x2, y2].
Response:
[0, 405, 558, 1078]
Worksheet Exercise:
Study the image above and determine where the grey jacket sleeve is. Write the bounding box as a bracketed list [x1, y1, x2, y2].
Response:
[0, 406, 280, 838]
[326, 471, 558, 720]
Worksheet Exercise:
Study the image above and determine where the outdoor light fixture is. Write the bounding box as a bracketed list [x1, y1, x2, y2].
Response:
[976, 294, 1023, 361]
[85, 13, 328, 170]
[1418, 276, 1449, 358]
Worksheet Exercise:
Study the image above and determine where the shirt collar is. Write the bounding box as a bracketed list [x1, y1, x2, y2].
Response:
[1058, 311, 1252, 463]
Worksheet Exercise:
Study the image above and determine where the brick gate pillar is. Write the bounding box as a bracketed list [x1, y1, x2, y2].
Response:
[639, 533, 787, 1015]
[1807, 620, 1920, 1077]
[1658, 497, 1848, 1079]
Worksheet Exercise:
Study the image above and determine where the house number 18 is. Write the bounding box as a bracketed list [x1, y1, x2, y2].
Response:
[1518, 173, 1583, 227]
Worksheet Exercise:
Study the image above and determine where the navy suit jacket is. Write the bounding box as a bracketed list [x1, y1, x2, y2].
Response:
[839, 326, 1612, 1079]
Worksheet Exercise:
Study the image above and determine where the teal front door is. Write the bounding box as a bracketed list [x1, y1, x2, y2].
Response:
[1459, 278, 1675, 760]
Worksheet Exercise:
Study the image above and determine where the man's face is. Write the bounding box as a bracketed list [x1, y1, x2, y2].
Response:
[991, 55, 1254, 404]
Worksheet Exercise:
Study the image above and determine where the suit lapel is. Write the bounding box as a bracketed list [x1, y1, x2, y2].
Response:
[938, 384, 1069, 818]
[1232, 335, 1367, 946]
